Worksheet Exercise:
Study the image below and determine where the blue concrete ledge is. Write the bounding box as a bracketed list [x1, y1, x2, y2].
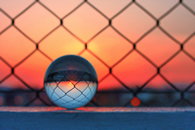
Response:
[0, 107, 195, 130]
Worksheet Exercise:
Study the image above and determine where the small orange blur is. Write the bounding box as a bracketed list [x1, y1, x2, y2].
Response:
[131, 97, 141, 107]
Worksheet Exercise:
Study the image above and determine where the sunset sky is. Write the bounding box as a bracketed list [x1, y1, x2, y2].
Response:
[0, 0, 195, 92]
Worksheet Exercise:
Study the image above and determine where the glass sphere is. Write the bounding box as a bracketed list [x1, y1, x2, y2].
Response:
[44, 55, 98, 108]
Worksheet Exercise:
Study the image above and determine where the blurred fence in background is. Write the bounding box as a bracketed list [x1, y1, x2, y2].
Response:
[0, 0, 194, 107]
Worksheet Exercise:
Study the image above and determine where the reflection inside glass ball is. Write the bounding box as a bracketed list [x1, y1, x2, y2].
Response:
[45, 67, 98, 108]
[45, 81, 97, 108]
[44, 55, 98, 108]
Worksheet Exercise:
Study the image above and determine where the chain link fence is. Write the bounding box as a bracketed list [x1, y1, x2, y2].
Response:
[0, 0, 194, 107]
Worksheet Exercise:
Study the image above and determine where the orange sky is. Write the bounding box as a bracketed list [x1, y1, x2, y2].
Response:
[0, 0, 195, 91]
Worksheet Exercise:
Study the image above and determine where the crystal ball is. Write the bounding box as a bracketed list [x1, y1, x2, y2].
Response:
[44, 55, 98, 108]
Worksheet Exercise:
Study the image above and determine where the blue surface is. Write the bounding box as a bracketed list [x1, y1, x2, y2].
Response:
[0, 107, 195, 130]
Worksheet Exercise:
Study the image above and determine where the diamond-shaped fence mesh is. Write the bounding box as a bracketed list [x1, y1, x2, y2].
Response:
[0, 0, 194, 107]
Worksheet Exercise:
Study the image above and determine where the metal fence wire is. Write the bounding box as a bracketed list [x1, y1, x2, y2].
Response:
[0, 0, 194, 107]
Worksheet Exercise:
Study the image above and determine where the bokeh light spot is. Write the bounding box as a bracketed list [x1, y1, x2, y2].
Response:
[0, 96, 4, 106]
[98, 95, 108, 105]
[131, 97, 141, 107]
[14, 96, 23, 106]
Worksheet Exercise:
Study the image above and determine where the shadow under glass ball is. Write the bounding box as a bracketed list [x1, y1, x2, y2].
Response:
[44, 55, 98, 108]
